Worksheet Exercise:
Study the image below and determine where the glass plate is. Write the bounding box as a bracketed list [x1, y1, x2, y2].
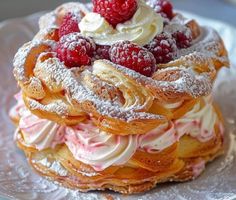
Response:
[0, 11, 236, 200]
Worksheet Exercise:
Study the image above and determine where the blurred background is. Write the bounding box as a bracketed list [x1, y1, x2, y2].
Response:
[0, 0, 236, 26]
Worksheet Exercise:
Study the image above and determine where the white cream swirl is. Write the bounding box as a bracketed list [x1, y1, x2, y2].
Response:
[9, 92, 25, 121]
[19, 109, 65, 150]
[12, 93, 177, 171]
[65, 121, 177, 171]
[13, 93, 221, 171]
[163, 101, 184, 109]
[175, 96, 218, 142]
[79, 0, 163, 46]
[65, 121, 139, 171]
[140, 122, 177, 153]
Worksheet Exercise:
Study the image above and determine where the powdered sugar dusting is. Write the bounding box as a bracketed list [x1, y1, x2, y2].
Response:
[39, 2, 90, 30]
[102, 59, 212, 98]
[37, 158, 68, 177]
[13, 39, 55, 82]
[33, 55, 162, 122]
[12, 1, 229, 125]
[217, 131, 236, 172]
[178, 26, 229, 64]
[55, 2, 90, 16]
[60, 32, 96, 51]
[39, 12, 58, 30]
[28, 98, 69, 116]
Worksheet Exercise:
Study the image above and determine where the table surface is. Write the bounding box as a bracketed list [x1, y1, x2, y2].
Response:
[0, 0, 236, 27]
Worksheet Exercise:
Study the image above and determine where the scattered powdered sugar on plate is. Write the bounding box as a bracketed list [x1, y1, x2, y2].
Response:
[217, 131, 236, 173]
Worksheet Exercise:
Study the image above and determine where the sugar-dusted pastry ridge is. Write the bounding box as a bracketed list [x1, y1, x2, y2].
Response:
[13, 2, 228, 134]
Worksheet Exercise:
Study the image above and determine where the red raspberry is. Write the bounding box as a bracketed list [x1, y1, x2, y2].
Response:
[59, 12, 83, 38]
[94, 45, 111, 60]
[147, 0, 173, 19]
[145, 33, 177, 64]
[172, 28, 193, 49]
[56, 33, 96, 68]
[109, 41, 156, 77]
[92, 0, 138, 27]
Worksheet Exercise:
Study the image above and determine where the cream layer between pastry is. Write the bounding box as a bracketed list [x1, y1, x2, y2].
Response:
[10, 92, 223, 171]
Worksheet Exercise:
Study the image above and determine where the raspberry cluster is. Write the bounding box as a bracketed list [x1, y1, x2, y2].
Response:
[55, 0, 193, 77]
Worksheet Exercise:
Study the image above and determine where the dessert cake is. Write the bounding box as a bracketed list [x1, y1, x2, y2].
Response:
[10, 0, 229, 194]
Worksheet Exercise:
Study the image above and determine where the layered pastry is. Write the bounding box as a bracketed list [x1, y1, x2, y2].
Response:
[10, 0, 229, 194]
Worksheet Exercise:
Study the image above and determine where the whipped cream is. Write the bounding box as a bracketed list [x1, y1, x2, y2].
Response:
[65, 121, 177, 171]
[16, 94, 65, 150]
[139, 122, 177, 153]
[9, 92, 25, 120]
[192, 160, 205, 178]
[65, 121, 139, 171]
[13, 93, 177, 171]
[13, 93, 221, 171]
[79, 0, 163, 46]
[175, 96, 218, 142]
[163, 101, 184, 109]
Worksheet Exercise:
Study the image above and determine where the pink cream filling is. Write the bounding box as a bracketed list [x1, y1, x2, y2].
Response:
[11, 92, 223, 171]
[9, 92, 25, 120]
[192, 160, 206, 178]
[175, 120, 215, 142]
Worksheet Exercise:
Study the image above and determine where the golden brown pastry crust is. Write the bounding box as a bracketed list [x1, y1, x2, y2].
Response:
[12, 3, 229, 135]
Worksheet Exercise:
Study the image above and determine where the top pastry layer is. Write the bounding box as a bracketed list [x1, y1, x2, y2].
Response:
[13, 1, 229, 135]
